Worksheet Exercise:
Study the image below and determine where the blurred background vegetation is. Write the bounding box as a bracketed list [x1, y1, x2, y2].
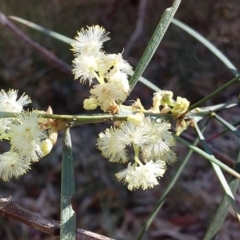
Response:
[0, 0, 240, 239]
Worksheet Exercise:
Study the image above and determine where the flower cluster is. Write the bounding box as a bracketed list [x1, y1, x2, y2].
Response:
[0, 89, 57, 181]
[97, 114, 176, 190]
[71, 25, 132, 113]
[70, 25, 191, 190]
[152, 90, 190, 118]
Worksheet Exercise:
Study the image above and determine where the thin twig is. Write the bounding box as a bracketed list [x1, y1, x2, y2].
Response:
[0, 196, 114, 240]
[182, 132, 235, 168]
[0, 11, 72, 76]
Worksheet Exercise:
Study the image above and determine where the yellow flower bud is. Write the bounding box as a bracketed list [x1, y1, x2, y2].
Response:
[83, 98, 98, 110]
[171, 96, 190, 118]
[40, 139, 53, 157]
[161, 90, 174, 107]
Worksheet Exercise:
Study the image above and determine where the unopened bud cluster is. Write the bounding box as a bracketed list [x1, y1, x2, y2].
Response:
[152, 90, 190, 118]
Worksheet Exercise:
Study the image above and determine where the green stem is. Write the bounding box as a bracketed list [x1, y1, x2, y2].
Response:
[189, 75, 240, 110]
[193, 121, 240, 221]
[175, 135, 240, 179]
[0, 111, 174, 128]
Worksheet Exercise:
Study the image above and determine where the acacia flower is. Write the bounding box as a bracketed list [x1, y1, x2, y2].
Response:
[98, 116, 176, 190]
[83, 97, 98, 110]
[103, 53, 132, 75]
[71, 25, 110, 56]
[0, 151, 31, 181]
[0, 89, 31, 112]
[72, 25, 132, 112]
[107, 70, 130, 92]
[97, 118, 151, 163]
[0, 106, 58, 181]
[161, 91, 175, 107]
[71, 26, 110, 84]
[142, 118, 176, 162]
[171, 96, 190, 118]
[97, 128, 129, 163]
[8, 111, 47, 163]
[152, 90, 174, 113]
[72, 54, 101, 84]
[98, 117, 175, 162]
[89, 81, 129, 112]
[152, 91, 190, 120]
[0, 89, 31, 134]
[115, 160, 166, 190]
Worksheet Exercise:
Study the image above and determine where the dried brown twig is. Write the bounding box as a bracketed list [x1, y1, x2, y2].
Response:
[0, 196, 114, 240]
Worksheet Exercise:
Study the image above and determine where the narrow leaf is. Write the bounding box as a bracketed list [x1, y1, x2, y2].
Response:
[190, 101, 239, 123]
[171, 18, 239, 76]
[194, 122, 240, 221]
[61, 127, 76, 240]
[129, 0, 181, 92]
[203, 151, 240, 240]
[9, 16, 73, 44]
[189, 75, 240, 110]
[213, 113, 240, 138]
[175, 135, 240, 179]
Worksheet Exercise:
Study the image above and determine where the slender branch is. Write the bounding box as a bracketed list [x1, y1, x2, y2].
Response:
[182, 132, 235, 168]
[0, 11, 72, 76]
[0, 197, 114, 240]
[189, 75, 240, 110]
[176, 135, 240, 179]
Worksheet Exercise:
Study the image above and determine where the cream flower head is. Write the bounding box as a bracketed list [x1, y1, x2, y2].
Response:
[0, 89, 31, 134]
[8, 111, 48, 163]
[71, 25, 110, 55]
[0, 151, 31, 181]
[97, 116, 176, 190]
[71, 25, 132, 113]
[116, 161, 166, 190]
